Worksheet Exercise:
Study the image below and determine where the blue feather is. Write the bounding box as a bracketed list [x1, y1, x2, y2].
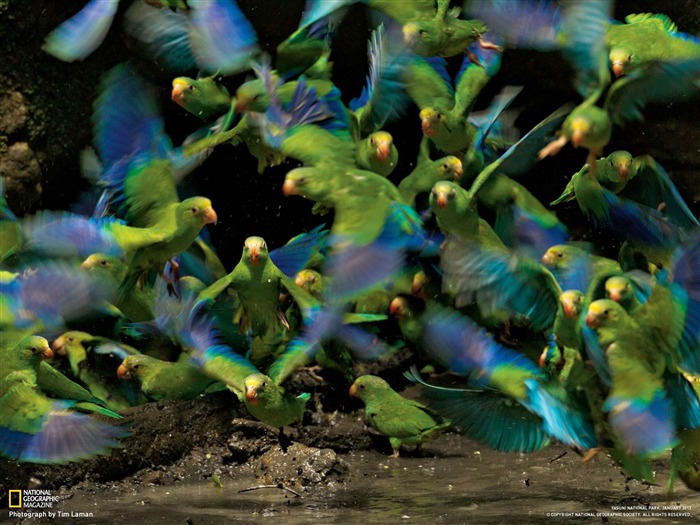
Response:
[580, 324, 612, 386]
[604, 390, 679, 455]
[269, 225, 328, 278]
[188, 0, 258, 75]
[665, 373, 700, 430]
[43, 0, 120, 62]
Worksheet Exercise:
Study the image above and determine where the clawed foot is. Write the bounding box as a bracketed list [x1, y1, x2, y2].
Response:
[582, 447, 602, 462]
[538, 136, 568, 159]
[478, 36, 502, 51]
[302, 365, 325, 383]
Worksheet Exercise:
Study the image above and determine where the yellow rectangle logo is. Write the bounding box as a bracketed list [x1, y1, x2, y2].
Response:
[8, 490, 22, 508]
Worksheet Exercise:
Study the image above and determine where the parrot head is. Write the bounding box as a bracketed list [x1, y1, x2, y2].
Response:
[389, 296, 408, 318]
[538, 341, 562, 370]
[17, 335, 53, 363]
[411, 270, 429, 297]
[282, 168, 328, 200]
[368, 132, 394, 162]
[604, 276, 632, 304]
[584, 299, 623, 329]
[117, 355, 147, 381]
[235, 80, 269, 113]
[440, 156, 463, 180]
[569, 117, 591, 149]
[559, 290, 585, 319]
[243, 236, 268, 267]
[430, 181, 457, 210]
[419, 108, 442, 137]
[608, 48, 632, 77]
[540, 245, 568, 268]
[244, 373, 271, 405]
[607, 151, 633, 181]
[171, 77, 194, 107]
[349, 375, 389, 402]
[51, 331, 90, 356]
[295, 269, 319, 290]
[81, 253, 121, 272]
[178, 197, 218, 227]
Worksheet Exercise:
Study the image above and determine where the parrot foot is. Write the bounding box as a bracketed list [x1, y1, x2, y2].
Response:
[538, 136, 568, 159]
[477, 36, 502, 51]
[389, 449, 401, 458]
[465, 49, 483, 66]
[302, 365, 325, 383]
[585, 151, 600, 178]
[582, 447, 602, 462]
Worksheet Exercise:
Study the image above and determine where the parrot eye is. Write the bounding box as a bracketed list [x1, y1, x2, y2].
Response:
[442, 163, 449, 170]
[191, 207, 198, 213]
[418, 29, 426, 36]
[296, 177, 306, 185]
[100, 260, 108, 266]
[369, 138, 376, 146]
[359, 384, 365, 390]
[30, 347, 37, 353]
[556, 252, 563, 258]
[261, 381, 266, 388]
[67, 337, 74, 342]
[188, 85, 195, 91]
[133, 364, 139, 370]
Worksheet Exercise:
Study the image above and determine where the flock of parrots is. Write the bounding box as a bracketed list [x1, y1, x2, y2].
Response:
[1, 0, 700, 498]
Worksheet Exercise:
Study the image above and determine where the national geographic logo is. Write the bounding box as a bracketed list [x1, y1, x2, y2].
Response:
[8, 490, 22, 508]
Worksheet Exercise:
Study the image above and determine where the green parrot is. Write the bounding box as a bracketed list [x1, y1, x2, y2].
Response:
[607, 13, 700, 77]
[81, 253, 155, 322]
[0, 334, 126, 463]
[298, 0, 497, 59]
[669, 373, 700, 494]
[117, 354, 222, 401]
[294, 269, 325, 300]
[242, 373, 310, 429]
[171, 75, 233, 122]
[349, 375, 451, 456]
[397, 144, 463, 206]
[51, 331, 144, 411]
[355, 131, 399, 177]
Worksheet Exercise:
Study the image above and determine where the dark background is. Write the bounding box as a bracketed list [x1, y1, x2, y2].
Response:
[1, 0, 698, 268]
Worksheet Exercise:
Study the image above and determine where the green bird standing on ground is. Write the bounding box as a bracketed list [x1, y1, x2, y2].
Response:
[350, 375, 451, 457]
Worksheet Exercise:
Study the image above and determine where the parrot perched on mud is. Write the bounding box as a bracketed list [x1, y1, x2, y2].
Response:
[0, 334, 126, 463]
[350, 374, 451, 456]
[117, 354, 222, 401]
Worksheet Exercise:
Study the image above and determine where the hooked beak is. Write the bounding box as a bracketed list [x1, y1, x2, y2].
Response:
[171, 83, 186, 105]
[389, 297, 403, 317]
[41, 346, 54, 360]
[571, 129, 585, 148]
[245, 385, 258, 403]
[436, 193, 448, 209]
[234, 98, 248, 113]
[117, 363, 131, 380]
[348, 383, 358, 397]
[607, 288, 622, 302]
[402, 23, 418, 45]
[282, 179, 298, 196]
[541, 252, 553, 266]
[612, 62, 624, 77]
[203, 207, 218, 225]
[453, 161, 464, 179]
[376, 142, 390, 161]
[421, 118, 435, 136]
[538, 348, 548, 369]
[584, 312, 599, 328]
[561, 299, 577, 319]
[618, 164, 629, 180]
[249, 247, 260, 266]
[51, 337, 67, 356]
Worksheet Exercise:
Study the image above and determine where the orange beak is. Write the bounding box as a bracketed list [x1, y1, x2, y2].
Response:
[612, 63, 623, 77]
[421, 118, 435, 136]
[607, 289, 622, 302]
[376, 142, 390, 161]
[389, 297, 403, 317]
[618, 164, 629, 180]
[249, 247, 260, 265]
[349, 383, 358, 397]
[51, 337, 67, 356]
[585, 312, 598, 328]
[234, 98, 247, 113]
[117, 363, 131, 380]
[436, 193, 448, 209]
[245, 386, 257, 403]
[282, 179, 298, 196]
[42, 346, 54, 360]
[571, 129, 585, 149]
[171, 84, 185, 105]
[538, 349, 548, 368]
[453, 162, 464, 180]
[81, 258, 94, 270]
[561, 299, 577, 319]
[203, 207, 218, 225]
[541, 252, 553, 266]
